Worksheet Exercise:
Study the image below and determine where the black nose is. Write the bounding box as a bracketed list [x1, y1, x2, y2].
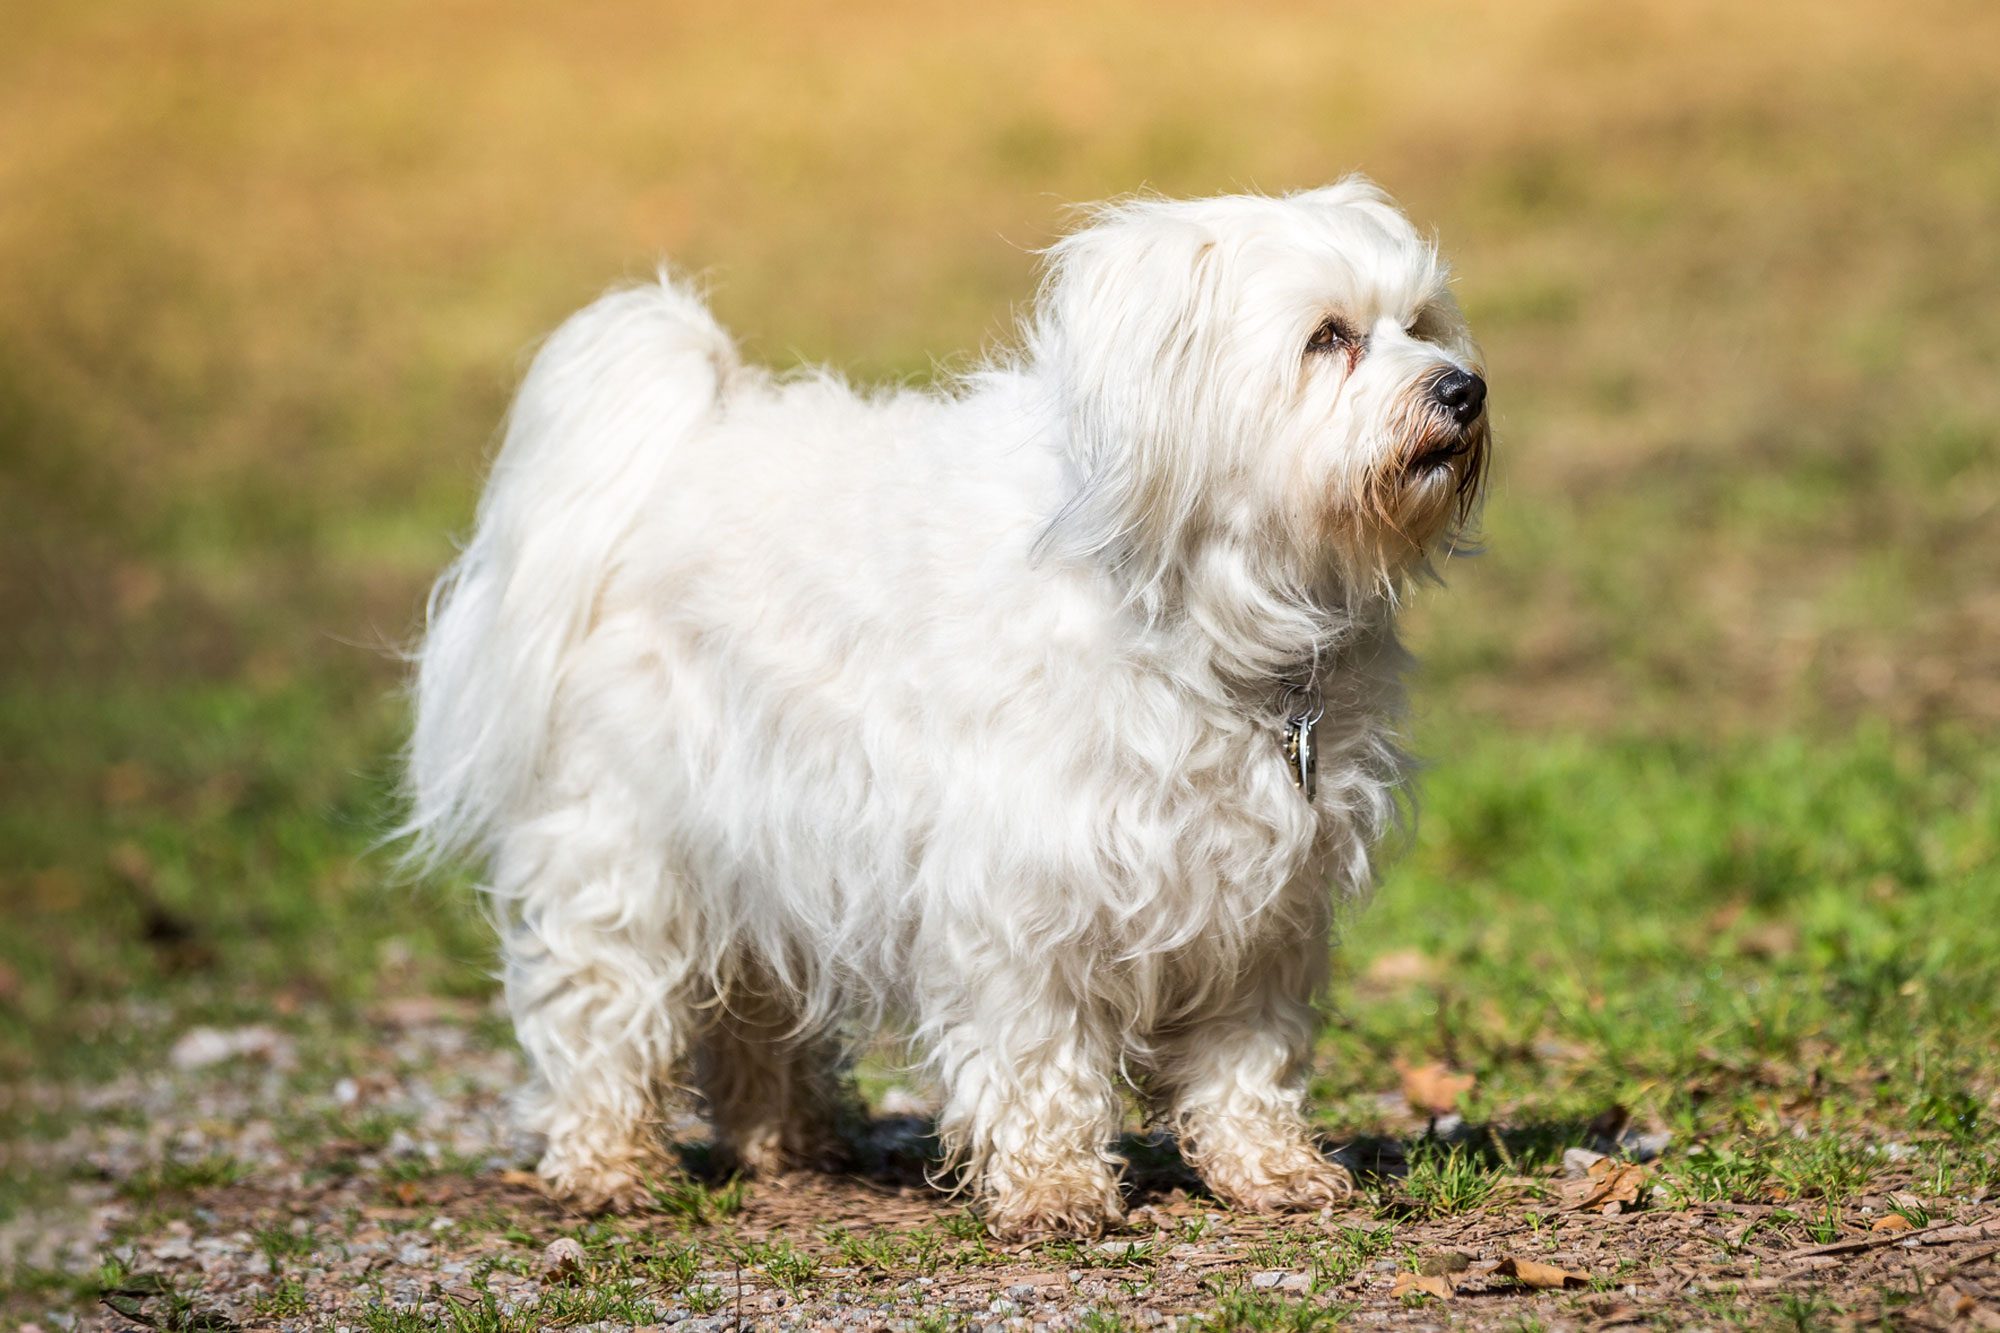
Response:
[1432, 369, 1487, 425]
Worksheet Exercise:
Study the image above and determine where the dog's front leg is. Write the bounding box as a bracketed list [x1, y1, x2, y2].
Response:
[1155, 981, 1354, 1214]
[933, 991, 1126, 1241]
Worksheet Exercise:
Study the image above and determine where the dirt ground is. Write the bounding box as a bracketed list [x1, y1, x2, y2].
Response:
[6, 1004, 1995, 1331]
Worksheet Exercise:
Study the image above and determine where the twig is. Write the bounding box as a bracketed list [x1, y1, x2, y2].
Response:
[1775, 1218, 2000, 1263]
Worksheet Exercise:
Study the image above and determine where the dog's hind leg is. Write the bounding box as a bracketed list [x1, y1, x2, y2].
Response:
[694, 960, 857, 1176]
[494, 796, 701, 1213]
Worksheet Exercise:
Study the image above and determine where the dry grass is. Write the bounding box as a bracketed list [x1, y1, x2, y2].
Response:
[5, 0, 1998, 725]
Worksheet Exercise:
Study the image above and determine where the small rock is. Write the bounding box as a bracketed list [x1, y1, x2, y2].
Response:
[169, 1025, 294, 1071]
[543, 1236, 587, 1275]
[1620, 1130, 1672, 1162]
[1004, 1284, 1037, 1301]
[1250, 1270, 1291, 1289]
[1563, 1147, 1609, 1179]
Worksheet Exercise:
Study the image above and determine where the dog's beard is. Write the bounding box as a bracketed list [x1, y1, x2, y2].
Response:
[1321, 384, 1490, 584]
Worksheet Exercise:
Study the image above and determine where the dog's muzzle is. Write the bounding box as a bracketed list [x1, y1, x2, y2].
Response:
[1404, 368, 1488, 475]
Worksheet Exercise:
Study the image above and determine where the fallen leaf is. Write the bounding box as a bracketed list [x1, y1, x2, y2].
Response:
[499, 1169, 543, 1188]
[1395, 1059, 1475, 1115]
[1493, 1255, 1591, 1289]
[1390, 1271, 1454, 1301]
[1872, 1213, 1915, 1233]
[1560, 1158, 1652, 1214]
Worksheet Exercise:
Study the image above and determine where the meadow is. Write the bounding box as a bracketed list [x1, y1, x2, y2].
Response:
[3, 0, 1998, 1326]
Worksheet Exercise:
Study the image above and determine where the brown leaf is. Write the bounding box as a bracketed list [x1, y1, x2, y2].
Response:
[1493, 1255, 1591, 1289]
[1395, 1059, 1475, 1115]
[1390, 1271, 1455, 1301]
[1871, 1212, 1915, 1233]
[499, 1169, 543, 1189]
[1560, 1159, 1652, 1213]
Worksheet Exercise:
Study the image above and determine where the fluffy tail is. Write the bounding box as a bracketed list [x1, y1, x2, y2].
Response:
[404, 276, 737, 867]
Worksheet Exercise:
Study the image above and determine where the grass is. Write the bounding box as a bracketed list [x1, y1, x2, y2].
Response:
[1199, 1285, 1351, 1331]
[2, 0, 1998, 1325]
[649, 1173, 747, 1225]
[115, 1156, 252, 1205]
[1392, 1144, 1504, 1220]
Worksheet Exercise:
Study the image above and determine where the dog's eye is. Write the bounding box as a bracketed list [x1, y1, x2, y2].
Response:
[1305, 318, 1351, 355]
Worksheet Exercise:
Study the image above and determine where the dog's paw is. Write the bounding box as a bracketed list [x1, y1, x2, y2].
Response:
[714, 1122, 855, 1179]
[539, 1155, 665, 1216]
[984, 1181, 1126, 1243]
[1207, 1157, 1355, 1214]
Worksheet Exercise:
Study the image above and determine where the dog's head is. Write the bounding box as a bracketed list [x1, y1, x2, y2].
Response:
[1032, 178, 1488, 608]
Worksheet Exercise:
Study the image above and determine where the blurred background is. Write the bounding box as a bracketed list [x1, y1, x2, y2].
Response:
[3, 0, 1997, 1188]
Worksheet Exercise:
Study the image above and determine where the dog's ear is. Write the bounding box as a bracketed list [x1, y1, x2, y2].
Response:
[1032, 206, 1231, 590]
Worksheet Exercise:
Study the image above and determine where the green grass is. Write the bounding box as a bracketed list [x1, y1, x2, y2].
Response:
[116, 1156, 253, 1205]
[1330, 726, 1999, 1129]
[1199, 1284, 1351, 1331]
[649, 1174, 747, 1225]
[1390, 1144, 1504, 1220]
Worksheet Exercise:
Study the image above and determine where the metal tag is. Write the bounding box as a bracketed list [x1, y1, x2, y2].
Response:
[1282, 709, 1318, 802]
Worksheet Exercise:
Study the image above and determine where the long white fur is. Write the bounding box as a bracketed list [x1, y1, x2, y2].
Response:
[405, 177, 1488, 1236]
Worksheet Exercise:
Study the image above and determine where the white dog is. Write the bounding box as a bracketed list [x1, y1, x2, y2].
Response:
[406, 178, 1488, 1238]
